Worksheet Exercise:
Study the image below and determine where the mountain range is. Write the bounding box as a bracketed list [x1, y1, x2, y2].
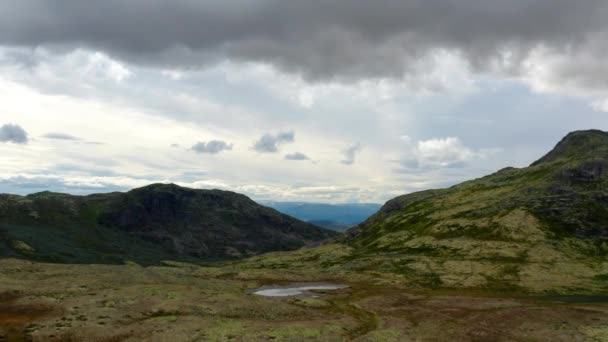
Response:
[262, 202, 382, 230]
[1, 130, 608, 293]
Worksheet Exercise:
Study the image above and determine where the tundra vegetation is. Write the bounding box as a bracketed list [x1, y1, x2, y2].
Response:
[1, 130, 608, 341]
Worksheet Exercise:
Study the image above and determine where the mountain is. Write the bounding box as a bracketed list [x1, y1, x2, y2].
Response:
[0, 183, 337, 264]
[308, 220, 353, 231]
[243, 130, 608, 293]
[262, 202, 381, 230]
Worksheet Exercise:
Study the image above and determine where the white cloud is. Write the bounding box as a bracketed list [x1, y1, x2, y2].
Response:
[592, 99, 608, 112]
[417, 137, 475, 167]
[399, 135, 412, 143]
[397, 136, 500, 170]
[0, 41, 604, 205]
[220, 54, 477, 111]
[0, 48, 132, 86]
[517, 42, 608, 113]
[84, 51, 133, 82]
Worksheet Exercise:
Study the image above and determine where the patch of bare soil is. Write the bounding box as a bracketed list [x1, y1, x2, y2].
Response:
[0, 291, 54, 342]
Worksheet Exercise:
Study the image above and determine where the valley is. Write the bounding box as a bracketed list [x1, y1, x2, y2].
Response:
[5, 1, 608, 340]
[2, 130, 608, 341]
[1, 258, 607, 341]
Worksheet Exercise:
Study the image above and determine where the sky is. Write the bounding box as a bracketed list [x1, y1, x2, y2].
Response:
[1, 1, 607, 203]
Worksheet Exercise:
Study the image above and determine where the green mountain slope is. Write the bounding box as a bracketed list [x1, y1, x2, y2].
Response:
[240, 130, 608, 293]
[350, 130, 608, 243]
[0, 184, 337, 264]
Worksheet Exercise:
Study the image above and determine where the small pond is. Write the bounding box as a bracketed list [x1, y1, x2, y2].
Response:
[250, 282, 348, 298]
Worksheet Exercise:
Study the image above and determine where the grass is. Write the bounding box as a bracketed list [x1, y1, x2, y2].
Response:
[0, 223, 180, 265]
[1, 253, 607, 341]
[594, 274, 608, 282]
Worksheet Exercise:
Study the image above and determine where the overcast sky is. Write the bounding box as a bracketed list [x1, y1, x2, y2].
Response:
[1, 1, 607, 203]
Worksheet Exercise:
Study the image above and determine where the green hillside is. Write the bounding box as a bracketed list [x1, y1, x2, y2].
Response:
[239, 130, 608, 294]
[0, 184, 337, 264]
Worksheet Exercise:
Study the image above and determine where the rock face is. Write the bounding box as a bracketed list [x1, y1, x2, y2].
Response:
[0, 184, 337, 264]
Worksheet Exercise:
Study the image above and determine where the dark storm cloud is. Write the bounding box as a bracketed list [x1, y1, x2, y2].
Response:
[1, 1, 607, 82]
[0, 124, 28, 144]
[253, 131, 294, 153]
[191, 140, 233, 154]
[285, 152, 309, 161]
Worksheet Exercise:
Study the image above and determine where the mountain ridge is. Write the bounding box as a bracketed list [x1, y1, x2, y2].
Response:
[531, 129, 608, 166]
[0, 183, 338, 264]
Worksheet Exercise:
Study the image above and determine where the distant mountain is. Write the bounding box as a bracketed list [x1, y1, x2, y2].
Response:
[308, 220, 353, 231]
[0, 184, 337, 264]
[246, 130, 608, 293]
[262, 202, 381, 230]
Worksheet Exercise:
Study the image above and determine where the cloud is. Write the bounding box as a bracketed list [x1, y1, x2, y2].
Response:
[399, 135, 412, 143]
[397, 136, 500, 170]
[285, 152, 309, 161]
[42, 132, 104, 145]
[0, 123, 28, 144]
[2, 2, 608, 204]
[191, 140, 233, 154]
[0, 173, 155, 195]
[417, 137, 475, 167]
[1, 1, 607, 88]
[252, 131, 294, 153]
[3, 2, 608, 110]
[43, 132, 80, 140]
[341, 143, 362, 165]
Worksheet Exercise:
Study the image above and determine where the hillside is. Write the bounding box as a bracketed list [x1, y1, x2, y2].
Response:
[240, 130, 608, 293]
[0, 183, 337, 264]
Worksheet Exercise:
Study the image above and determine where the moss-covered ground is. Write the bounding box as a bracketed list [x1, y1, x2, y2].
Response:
[1, 257, 607, 341]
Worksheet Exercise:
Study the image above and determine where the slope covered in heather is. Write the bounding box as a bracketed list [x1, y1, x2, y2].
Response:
[241, 130, 608, 293]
